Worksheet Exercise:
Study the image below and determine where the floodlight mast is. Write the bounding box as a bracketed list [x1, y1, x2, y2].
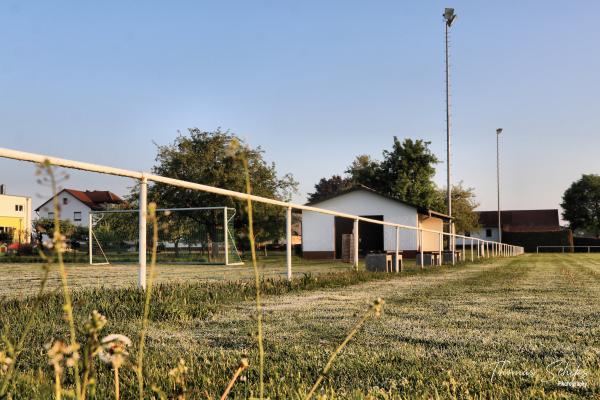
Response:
[496, 128, 503, 243]
[444, 7, 456, 224]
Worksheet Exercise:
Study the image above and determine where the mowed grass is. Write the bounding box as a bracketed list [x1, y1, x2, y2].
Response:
[0, 254, 358, 297]
[1, 254, 599, 399]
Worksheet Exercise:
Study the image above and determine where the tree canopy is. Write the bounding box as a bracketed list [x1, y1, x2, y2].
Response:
[308, 137, 440, 209]
[141, 128, 298, 246]
[307, 175, 351, 203]
[434, 182, 480, 234]
[561, 174, 600, 237]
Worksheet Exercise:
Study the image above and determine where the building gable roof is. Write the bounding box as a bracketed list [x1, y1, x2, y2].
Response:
[305, 185, 451, 221]
[35, 189, 124, 212]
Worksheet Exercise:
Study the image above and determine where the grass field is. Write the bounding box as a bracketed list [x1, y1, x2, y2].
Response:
[0, 255, 360, 297]
[0, 254, 599, 398]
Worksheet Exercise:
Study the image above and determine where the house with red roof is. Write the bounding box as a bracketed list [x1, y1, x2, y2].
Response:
[35, 189, 124, 226]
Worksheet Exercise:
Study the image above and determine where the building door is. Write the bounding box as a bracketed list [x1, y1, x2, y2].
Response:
[334, 215, 384, 258]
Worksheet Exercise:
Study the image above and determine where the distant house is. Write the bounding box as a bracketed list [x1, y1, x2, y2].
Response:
[35, 189, 124, 227]
[0, 185, 32, 244]
[459, 209, 568, 251]
[301, 186, 451, 259]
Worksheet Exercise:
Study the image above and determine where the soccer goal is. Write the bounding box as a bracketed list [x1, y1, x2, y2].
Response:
[89, 207, 243, 266]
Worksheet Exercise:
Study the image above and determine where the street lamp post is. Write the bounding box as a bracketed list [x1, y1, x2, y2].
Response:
[496, 128, 503, 243]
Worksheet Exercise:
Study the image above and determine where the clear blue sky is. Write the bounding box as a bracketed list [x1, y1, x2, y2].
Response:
[1, 1, 598, 217]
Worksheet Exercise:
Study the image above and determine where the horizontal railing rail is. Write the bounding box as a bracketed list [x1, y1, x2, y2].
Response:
[0, 146, 524, 288]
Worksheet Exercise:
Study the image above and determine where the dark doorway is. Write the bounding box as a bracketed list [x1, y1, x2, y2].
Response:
[334, 215, 384, 258]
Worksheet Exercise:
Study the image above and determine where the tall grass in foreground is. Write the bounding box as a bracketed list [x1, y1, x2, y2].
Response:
[0, 158, 385, 399]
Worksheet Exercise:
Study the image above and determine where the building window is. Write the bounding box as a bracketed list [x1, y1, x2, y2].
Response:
[48, 212, 54, 219]
[15, 205, 23, 212]
[74, 212, 82, 222]
[63, 198, 68, 205]
[486, 229, 492, 238]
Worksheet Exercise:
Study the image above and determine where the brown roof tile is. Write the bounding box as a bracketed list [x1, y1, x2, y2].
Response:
[35, 189, 124, 211]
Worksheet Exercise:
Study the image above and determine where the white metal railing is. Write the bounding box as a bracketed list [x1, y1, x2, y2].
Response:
[537, 246, 600, 253]
[0, 147, 524, 288]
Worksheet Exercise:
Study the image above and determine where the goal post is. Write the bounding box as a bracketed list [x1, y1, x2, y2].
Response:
[89, 207, 243, 266]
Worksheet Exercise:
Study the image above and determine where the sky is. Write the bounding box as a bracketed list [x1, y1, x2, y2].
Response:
[0, 0, 599, 218]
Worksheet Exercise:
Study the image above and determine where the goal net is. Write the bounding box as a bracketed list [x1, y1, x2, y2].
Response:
[89, 207, 243, 266]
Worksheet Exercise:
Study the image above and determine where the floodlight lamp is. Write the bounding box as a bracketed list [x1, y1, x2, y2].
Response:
[444, 8, 456, 26]
[497, 128, 503, 135]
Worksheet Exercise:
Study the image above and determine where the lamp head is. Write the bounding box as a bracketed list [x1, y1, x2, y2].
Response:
[496, 128, 503, 135]
[444, 8, 457, 26]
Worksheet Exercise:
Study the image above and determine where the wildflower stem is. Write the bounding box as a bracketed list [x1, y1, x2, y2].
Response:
[304, 300, 384, 400]
[0, 259, 50, 396]
[136, 203, 159, 400]
[54, 369, 62, 400]
[219, 362, 249, 400]
[114, 366, 120, 400]
[47, 163, 82, 399]
[242, 158, 265, 399]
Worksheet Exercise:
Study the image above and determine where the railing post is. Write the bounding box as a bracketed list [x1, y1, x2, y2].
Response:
[471, 238, 474, 262]
[420, 229, 424, 269]
[88, 213, 93, 265]
[353, 219, 359, 270]
[462, 236, 465, 263]
[395, 227, 400, 272]
[438, 232, 443, 266]
[224, 207, 229, 266]
[139, 176, 147, 290]
[286, 206, 292, 281]
[451, 224, 455, 266]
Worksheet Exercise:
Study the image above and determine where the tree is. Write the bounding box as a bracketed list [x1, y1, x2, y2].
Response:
[33, 218, 77, 243]
[307, 175, 351, 203]
[141, 128, 298, 248]
[561, 174, 600, 237]
[378, 138, 440, 208]
[308, 137, 441, 210]
[346, 155, 381, 189]
[434, 182, 480, 234]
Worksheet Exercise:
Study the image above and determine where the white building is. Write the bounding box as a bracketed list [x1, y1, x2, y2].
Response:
[35, 189, 124, 227]
[301, 186, 451, 259]
[0, 185, 32, 244]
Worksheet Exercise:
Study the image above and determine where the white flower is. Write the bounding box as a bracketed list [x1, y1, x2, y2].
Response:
[99, 334, 132, 368]
[0, 351, 13, 374]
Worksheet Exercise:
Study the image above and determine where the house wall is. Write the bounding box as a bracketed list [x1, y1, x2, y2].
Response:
[302, 190, 420, 258]
[0, 194, 32, 243]
[456, 227, 499, 245]
[37, 191, 92, 227]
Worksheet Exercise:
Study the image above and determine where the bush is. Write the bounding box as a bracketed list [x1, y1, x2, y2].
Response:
[16, 243, 35, 256]
[0, 231, 13, 244]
